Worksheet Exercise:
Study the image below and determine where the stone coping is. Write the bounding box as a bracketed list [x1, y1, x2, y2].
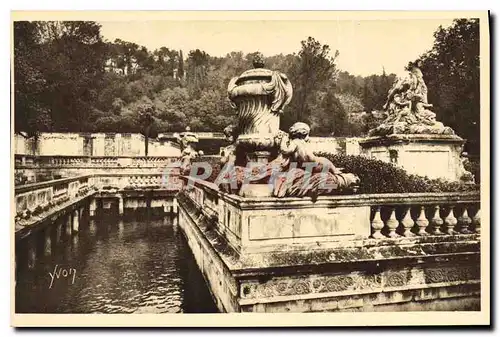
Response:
[15, 174, 93, 194]
[182, 176, 480, 210]
[359, 134, 466, 147]
[178, 191, 480, 278]
[15, 171, 180, 195]
[15, 191, 96, 240]
[15, 154, 181, 159]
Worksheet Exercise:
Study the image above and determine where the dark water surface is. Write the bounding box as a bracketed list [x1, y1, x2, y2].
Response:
[15, 213, 218, 313]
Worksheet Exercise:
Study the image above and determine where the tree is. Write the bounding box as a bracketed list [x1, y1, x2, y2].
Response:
[28, 21, 107, 132]
[178, 50, 185, 79]
[14, 21, 52, 139]
[409, 19, 480, 155]
[137, 102, 158, 156]
[186, 49, 210, 98]
[309, 89, 348, 136]
[284, 37, 339, 130]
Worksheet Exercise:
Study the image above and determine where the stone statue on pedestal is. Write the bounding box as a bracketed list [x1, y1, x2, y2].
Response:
[174, 126, 203, 175]
[218, 53, 360, 198]
[227, 52, 293, 165]
[370, 67, 455, 136]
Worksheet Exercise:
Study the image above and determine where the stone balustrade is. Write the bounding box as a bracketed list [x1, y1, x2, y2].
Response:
[369, 195, 480, 239]
[92, 170, 181, 191]
[15, 175, 95, 223]
[177, 177, 482, 312]
[15, 170, 182, 240]
[15, 154, 180, 169]
[179, 176, 480, 254]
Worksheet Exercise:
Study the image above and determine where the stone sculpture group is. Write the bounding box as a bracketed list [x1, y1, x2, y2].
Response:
[177, 54, 473, 195]
[369, 66, 455, 136]
[219, 53, 360, 198]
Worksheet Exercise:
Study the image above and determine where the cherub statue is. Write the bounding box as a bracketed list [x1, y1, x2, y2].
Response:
[272, 122, 343, 175]
[267, 122, 360, 198]
[220, 124, 237, 166]
[174, 126, 203, 175]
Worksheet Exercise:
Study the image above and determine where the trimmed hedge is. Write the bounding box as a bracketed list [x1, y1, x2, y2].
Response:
[318, 152, 479, 194]
[192, 154, 479, 194]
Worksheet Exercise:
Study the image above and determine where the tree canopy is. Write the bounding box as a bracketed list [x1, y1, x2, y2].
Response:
[408, 18, 480, 155]
[13, 19, 480, 156]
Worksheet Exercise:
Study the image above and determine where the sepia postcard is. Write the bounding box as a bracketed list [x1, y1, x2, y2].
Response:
[10, 10, 490, 327]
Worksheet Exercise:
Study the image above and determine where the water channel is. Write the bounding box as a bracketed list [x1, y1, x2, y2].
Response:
[15, 211, 218, 313]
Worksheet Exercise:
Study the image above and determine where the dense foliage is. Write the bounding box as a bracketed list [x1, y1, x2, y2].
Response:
[193, 153, 478, 194]
[14, 21, 394, 139]
[408, 18, 480, 155]
[14, 19, 480, 158]
[319, 153, 479, 194]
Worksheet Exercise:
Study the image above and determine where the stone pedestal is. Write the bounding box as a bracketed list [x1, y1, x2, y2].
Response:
[89, 198, 97, 217]
[359, 134, 467, 181]
[44, 229, 52, 256]
[65, 214, 72, 236]
[118, 196, 124, 215]
[72, 210, 80, 232]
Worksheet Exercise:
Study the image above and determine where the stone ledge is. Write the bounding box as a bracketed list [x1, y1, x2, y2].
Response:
[177, 191, 480, 274]
[183, 176, 480, 210]
[359, 134, 465, 147]
[240, 284, 481, 312]
[239, 280, 481, 306]
[15, 191, 96, 240]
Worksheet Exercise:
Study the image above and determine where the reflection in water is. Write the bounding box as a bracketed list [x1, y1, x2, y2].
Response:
[15, 213, 218, 313]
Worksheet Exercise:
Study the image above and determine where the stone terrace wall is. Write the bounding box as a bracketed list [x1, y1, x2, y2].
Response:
[308, 137, 362, 156]
[14, 133, 181, 157]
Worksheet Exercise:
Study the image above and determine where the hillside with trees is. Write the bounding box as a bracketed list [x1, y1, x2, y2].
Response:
[14, 19, 480, 156]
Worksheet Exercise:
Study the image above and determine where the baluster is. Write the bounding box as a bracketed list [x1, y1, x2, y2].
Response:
[458, 207, 473, 234]
[370, 206, 385, 239]
[401, 206, 416, 237]
[386, 207, 400, 238]
[472, 209, 481, 234]
[416, 206, 429, 236]
[444, 206, 458, 235]
[430, 205, 444, 235]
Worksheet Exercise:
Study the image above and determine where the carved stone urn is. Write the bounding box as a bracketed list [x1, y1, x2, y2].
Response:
[227, 53, 293, 164]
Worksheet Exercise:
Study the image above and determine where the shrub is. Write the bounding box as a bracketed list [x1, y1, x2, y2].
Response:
[187, 153, 478, 194]
[317, 152, 479, 194]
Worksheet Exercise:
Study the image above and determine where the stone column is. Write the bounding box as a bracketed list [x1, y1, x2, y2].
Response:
[90, 198, 97, 217]
[44, 228, 52, 256]
[56, 219, 63, 243]
[65, 214, 72, 236]
[27, 237, 36, 269]
[72, 209, 80, 232]
[172, 198, 178, 214]
[89, 219, 97, 235]
[163, 200, 169, 214]
[117, 220, 124, 239]
[118, 196, 124, 215]
[80, 206, 85, 221]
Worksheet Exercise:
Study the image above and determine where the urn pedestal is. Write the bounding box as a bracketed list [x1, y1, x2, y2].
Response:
[359, 134, 468, 181]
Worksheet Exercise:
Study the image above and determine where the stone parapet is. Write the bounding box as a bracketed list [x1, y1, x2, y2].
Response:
[177, 176, 481, 312]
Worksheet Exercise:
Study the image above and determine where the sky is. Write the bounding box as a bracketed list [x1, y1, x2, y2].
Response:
[98, 19, 456, 77]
